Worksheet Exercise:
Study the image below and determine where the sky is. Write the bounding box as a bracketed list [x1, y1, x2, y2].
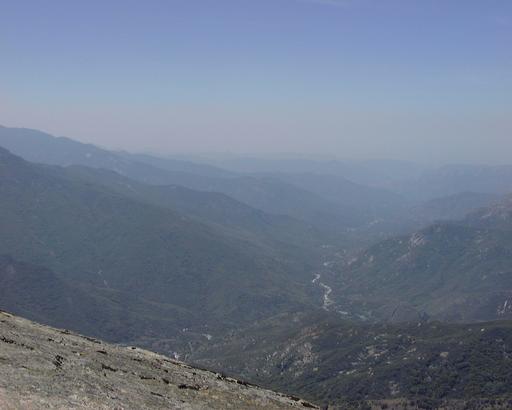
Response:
[1, 0, 511, 164]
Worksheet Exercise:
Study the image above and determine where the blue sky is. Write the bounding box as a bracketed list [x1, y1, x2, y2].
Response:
[1, 0, 511, 163]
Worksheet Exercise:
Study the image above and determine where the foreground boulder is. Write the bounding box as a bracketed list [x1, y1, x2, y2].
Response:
[0, 311, 317, 409]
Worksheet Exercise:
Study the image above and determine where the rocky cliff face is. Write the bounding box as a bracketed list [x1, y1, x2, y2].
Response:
[0, 310, 317, 409]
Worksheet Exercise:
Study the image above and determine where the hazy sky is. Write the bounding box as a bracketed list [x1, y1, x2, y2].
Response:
[1, 0, 511, 163]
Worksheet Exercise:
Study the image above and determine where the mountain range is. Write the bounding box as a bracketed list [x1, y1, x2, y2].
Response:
[2, 124, 512, 408]
[0, 126, 399, 233]
[0, 145, 320, 349]
[324, 196, 512, 323]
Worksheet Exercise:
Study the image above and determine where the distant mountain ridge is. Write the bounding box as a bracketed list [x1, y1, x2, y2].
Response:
[187, 155, 427, 188]
[60, 165, 330, 252]
[0, 146, 318, 348]
[398, 164, 512, 201]
[0, 125, 392, 231]
[407, 192, 501, 224]
[326, 197, 512, 323]
[0, 125, 232, 178]
[465, 194, 512, 231]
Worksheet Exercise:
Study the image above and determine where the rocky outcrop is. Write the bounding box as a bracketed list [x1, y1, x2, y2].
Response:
[0, 310, 317, 409]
